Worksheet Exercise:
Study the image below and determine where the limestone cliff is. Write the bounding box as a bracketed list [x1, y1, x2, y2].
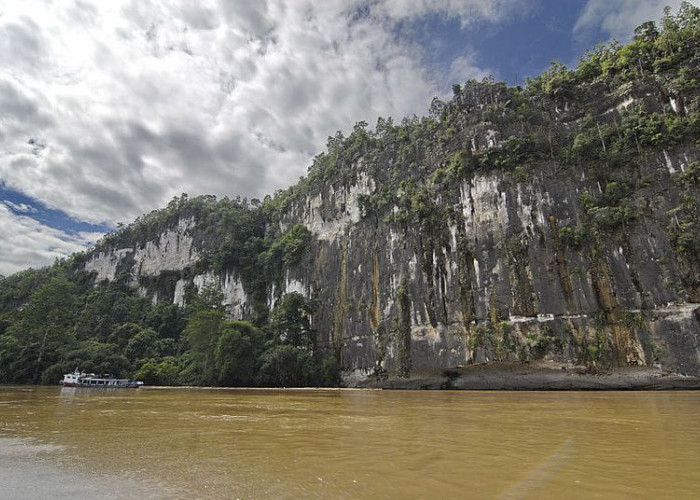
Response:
[269, 149, 700, 382]
[79, 10, 700, 387]
[85, 140, 700, 385]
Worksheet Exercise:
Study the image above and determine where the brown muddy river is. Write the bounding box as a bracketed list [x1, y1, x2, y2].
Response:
[1, 386, 699, 499]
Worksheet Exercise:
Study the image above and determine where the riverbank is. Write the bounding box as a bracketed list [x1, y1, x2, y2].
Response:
[349, 362, 700, 390]
[10, 361, 700, 391]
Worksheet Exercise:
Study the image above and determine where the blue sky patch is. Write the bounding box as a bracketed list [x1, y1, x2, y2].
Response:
[0, 182, 112, 236]
[401, 0, 610, 88]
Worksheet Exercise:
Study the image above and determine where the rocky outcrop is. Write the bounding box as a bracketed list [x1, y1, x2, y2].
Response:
[80, 59, 700, 388]
[85, 217, 199, 283]
[85, 216, 253, 317]
[272, 147, 700, 384]
[82, 146, 700, 387]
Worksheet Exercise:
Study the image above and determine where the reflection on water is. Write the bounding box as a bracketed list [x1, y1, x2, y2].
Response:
[1, 386, 699, 499]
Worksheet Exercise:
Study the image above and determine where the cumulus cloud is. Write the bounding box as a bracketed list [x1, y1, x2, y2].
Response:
[0, 204, 95, 276]
[0, 1, 522, 222]
[574, 0, 700, 41]
[448, 53, 494, 87]
[2, 200, 38, 214]
[0, 0, 528, 273]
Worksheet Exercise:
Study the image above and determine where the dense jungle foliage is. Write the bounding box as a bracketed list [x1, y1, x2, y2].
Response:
[1, 4, 699, 385]
[0, 209, 333, 387]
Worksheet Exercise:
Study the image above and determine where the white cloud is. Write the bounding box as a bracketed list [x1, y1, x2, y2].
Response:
[574, 0, 700, 41]
[448, 53, 494, 86]
[0, 0, 527, 273]
[376, 0, 532, 27]
[0, 204, 99, 276]
[2, 200, 38, 214]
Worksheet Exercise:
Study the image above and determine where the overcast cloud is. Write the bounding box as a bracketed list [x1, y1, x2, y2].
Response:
[1, 0, 511, 227]
[0, 0, 693, 275]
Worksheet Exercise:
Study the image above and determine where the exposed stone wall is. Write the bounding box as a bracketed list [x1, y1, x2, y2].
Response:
[85, 217, 199, 282]
[85, 214, 252, 318]
[277, 149, 700, 381]
[82, 152, 700, 383]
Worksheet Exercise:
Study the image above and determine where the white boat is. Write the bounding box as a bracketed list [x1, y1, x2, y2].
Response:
[61, 370, 143, 388]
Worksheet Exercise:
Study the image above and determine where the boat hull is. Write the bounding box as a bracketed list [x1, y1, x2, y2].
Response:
[61, 371, 143, 388]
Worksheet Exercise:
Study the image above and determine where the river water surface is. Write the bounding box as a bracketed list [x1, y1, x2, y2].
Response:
[1, 386, 699, 498]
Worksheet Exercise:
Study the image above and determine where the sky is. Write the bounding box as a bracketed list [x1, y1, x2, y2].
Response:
[0, 0, 697, 276]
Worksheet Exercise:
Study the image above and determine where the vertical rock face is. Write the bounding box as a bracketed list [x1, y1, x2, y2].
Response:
[85, 218, 199, 283]
[82, 149, 700, 382]
[269, 148, 700, 380]
[85, 248, 138, 283]
[85, 215, 252, 318]
[80, 23, 700, 383]
[192, 270, 250, 318]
